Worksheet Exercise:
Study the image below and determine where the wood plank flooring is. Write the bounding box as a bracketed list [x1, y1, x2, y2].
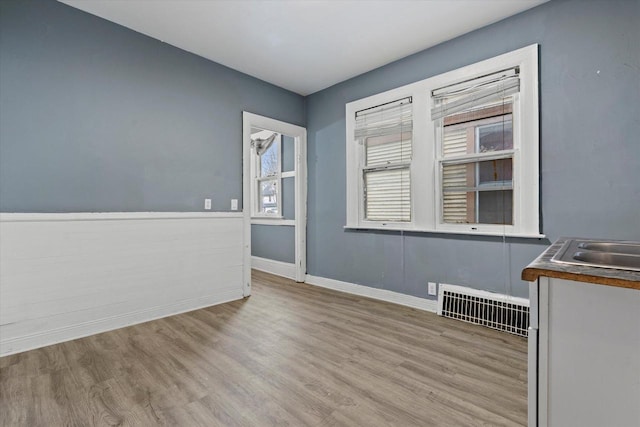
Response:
[1, 270, 528, 426]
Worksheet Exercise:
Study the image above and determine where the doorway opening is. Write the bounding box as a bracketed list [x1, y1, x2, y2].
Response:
[242, 112, 307, 293]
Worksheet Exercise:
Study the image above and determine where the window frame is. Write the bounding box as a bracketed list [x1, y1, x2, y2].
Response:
[347, 87, 419, 230]
[359, 98, 413, 223]
[251, 132, 283, 219]
[435, 95, 519, 235]
[345, 44, 541, 238]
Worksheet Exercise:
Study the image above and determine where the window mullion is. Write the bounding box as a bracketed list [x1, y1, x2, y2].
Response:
[439, 149, 515, 165]
[363, 161, 411, 173]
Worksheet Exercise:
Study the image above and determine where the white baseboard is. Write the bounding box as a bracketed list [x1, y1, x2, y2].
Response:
[251, 256, 296, 280]
[305, 274, 438, 313]
[0, 289, 243, 357]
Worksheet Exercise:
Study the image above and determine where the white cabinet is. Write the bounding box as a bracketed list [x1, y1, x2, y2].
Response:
[530, 277, 640, 427]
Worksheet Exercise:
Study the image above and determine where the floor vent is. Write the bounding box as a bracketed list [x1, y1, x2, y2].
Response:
[437, 284, 529, 337]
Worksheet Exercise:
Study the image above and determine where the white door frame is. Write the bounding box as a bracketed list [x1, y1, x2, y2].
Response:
[242, 112, 307, 289]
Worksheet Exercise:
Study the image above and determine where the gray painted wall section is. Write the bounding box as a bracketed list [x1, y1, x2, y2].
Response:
[251, 225, 295, 264]
[0, 0, 305, 212]
[305, 0, 640, 299]
[282, 177, 295, 221]
[282, 135, 295, 172]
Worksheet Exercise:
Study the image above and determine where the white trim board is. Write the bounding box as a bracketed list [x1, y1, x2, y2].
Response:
[305, 274, 438, 313]
[243, 111, 307, 283]
[0, 211, 243, 222]
[251, 256, 297, 280]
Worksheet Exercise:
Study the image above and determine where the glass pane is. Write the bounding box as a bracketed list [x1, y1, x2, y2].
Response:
[479, 190, 513, 224]
[365, 131, 412, 167]
[442, 100, 513, 157]
[478, 121, 513, 152]
[442, 191, 469, 224]
[260, 139, 279, 178]
[258, 180, 278, 215]
[442, 159, 513, 191]
[479, 158, 513, 185]
[442, 159, 513, 225]
[364, 168, 410, 222]
[442, 189, 513, 225]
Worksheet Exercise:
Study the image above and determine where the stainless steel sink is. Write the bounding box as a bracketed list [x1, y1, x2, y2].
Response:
[577, 242, 640, 256]
[573, 251, 640, 270]
[551, 239, 640, 272]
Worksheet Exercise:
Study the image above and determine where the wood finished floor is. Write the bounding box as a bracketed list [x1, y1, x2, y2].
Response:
[1, 270, 528, 426]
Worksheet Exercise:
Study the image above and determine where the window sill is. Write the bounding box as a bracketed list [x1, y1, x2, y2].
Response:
[343, 224, 545, 239]
[252, 217, 295, 226]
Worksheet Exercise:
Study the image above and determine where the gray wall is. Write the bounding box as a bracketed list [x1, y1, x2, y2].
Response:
[3, 0, 638, 300]
[0, 0, 305, 212]
[305, 0, 640, 299]
[282, 135, 295, 174]
[251, 225, 295, 264]
[282, 177, 295, 220]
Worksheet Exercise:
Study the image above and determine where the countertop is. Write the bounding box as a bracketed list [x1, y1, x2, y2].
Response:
[521, 237, 640, 290]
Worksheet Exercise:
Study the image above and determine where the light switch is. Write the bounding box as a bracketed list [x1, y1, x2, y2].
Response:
[231, 199, 238, 211]
[204, 198, 212, 210]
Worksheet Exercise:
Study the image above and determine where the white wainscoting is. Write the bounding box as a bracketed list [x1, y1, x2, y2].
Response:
[0, 212, 245, 356]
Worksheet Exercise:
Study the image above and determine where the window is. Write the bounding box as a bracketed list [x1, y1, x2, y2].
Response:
[251, 130, 281, 216]
[345, 45, 540, 237]
[433, 68, 518, 229]
[356, 98, 413, 222]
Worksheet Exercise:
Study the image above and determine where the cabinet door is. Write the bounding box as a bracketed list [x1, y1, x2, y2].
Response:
[528, 326, 538, 427]
[537, 277, 550, 427]
[546, 278, 640, 427]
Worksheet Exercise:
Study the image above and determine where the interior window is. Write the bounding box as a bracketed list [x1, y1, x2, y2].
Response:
[251, 130, 282, 216]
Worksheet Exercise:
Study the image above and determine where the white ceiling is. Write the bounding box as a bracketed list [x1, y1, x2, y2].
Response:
[59, 0, 547, 96]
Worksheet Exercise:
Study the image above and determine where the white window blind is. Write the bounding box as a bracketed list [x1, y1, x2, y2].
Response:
[356, 97, 412, 222]
[364, 168, 411, 221]
[431, 68, 519, 120]
[441, 128, 468, 223]
[355, 98, 412, 139]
